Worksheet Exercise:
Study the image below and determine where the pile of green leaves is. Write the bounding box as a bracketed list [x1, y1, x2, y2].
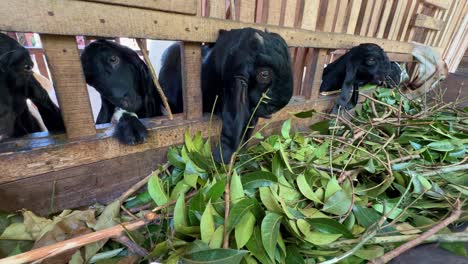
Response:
[1, 88, 466, 263]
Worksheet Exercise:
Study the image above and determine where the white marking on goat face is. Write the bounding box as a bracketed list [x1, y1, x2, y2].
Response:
[111, 107, 138, 124]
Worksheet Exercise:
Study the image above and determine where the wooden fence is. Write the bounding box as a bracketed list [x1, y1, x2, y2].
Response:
[0, 0, 466, 214]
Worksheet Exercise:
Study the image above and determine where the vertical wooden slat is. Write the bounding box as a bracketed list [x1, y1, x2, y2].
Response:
[425, 9, 442, 44]
[367, 0, 383, 36]
[346, 0, 363, 34]
[406, 3, 424, 41]
[267, 0, 283, 25]
[283, 0, 298, 27]
[181, 43, 203, 120]
[360, 0, 375, 35]
[376, 0, 394, 38]
[442, 0, 468, 57]
[432, 0, 454, 46]
[439, 0, 466, 52]
[334, 0, 349, 33]
[399, 0, 419, 41]
[239, 0, 256, 22]
[42, 35, 95, 139]
[208, 0, 226, 18]
[388, 0, 406, 40]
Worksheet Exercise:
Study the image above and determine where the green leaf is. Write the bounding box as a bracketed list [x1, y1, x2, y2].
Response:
[189, 192, 205, 226]
[391, 162, 414, 171]
[230, 171, 245, 205]
[170, 181, 191, 201]
[174, 194, 188, 232]
[281, 119, 291, 139]
[297, 219, 342, 245]
[352, 206, 384, 229]
[261, 212, 282, 261]
[206, 179, 226, 201]
[241, 171, 277, 190]
[324, 178, 342, 201]
[148, 173, 168, 206]
[235, 212, 256, 249]
[185, 130, 196, 152]
[427, 140, 455, 152]
[181, 248, 248, 264]
[279, 143, 293, 173]
[310, 120, 330, 134]
[297, 174, 322, 204]
[259, 187, 282, 213]
[285, 245, 305, 264]
[307, 218, 354, 238]
[293, 109, 316, 119]
[201, 201, 216, 244]
[322, 190, 352, 216]
[354, 246, 384, 260]
[209, 225, 224, 249]
[245, 227, 272, 264]
[364, 159, 376, 173]
[167, 148, 185, 169]
[227, 198, 257, 232]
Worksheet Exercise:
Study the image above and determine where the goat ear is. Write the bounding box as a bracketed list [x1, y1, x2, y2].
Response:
[332, 60, 357, 114]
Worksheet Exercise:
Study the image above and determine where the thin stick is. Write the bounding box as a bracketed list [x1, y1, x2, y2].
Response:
[370, 199, 463, 264]
[360, 93, 400, 113]
[135, 39, 173, 120]
[113, 235, 149, 257]
[390, 155, 420, 164]
[414, 164, 468, 177]
[328, 231, 468, 248]
[118, 163, 170, 204]
[223, 154, 236, 249]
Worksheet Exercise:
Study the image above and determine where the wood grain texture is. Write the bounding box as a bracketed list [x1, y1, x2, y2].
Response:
[78, 0, 198, 15]
[376, 0, 394, 38]
[346, 0, 363, 34]
[367, 0, 383, 37]
[425, 0, 451, 9]
[239, 0, 256, 23]
[414, 13, 445, 30]
[208, 0, 226, 18]
[41, 35, 95, 139]
[0, 0, 416, 53]
[267, 0, 283, 25]
[182, 43, 203, 120]
[388, 0, 406, 40]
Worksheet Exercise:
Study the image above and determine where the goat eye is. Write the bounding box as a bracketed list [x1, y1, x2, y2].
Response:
[256, 69, 272, 84]
[366, 58, 376, 66]
[24, 64, 32, 72]
[108, 55, 120, 65]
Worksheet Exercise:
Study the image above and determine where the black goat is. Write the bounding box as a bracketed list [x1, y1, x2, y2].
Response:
[320, 43, 392, 114]
[159, 28, 293, 163]
[0, 33, 64, 141]
[81, 40, 163, 145]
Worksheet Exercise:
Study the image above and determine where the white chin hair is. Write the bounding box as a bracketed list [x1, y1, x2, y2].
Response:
[111, 108, 138, 124]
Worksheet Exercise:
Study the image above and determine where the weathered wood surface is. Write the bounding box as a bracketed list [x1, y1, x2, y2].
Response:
[182, 43, 203, 120]
[79, 0, 198, 15]
[0, 0, 415, 53]
[41, 35, 96, 139]
[414, 13, 445, 30]
[0, 96, 342, 184]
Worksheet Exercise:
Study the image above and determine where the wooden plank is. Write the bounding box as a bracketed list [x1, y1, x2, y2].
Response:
[0, 0, 416, 53]
[406, 2, 424, 41]
[239, 0, 256, 23]
[360, 0, 375, 35]
[367, 0, 384, 37]
[399, 0, 418, 41]
[425, 9, 443, 44]
[334, 0, 349, 33]
[302, 0, 320, 30]
[346, 0, 363, 34]
[283, 0, 298, 27]
[0, 148, 166, 215]
[376, 0, 394, 38]
[181, 43, 203, 120]
[388, 0, 406, 40]
[267, 0, 283, 25]
[0, 96, 341, 183]
[413, 13, 445, 30]
[208, 0, 226, 18]
[439, 0, 466, 53]
[79, 0, 198, 15]
[41, 35, 96, 139]
[425, 0, 451, 9]
[432, 0, 454, 46]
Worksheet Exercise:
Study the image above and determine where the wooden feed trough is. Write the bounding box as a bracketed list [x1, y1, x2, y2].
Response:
[0, 0, 466, 215]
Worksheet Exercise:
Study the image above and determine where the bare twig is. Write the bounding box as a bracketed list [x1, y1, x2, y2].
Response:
[328, 231, 468, 248]
[135, 39, 173, 120]
[223, 154, 237, 249]
[113, 235, 149, 257]
[370, 199, 463, 264]
[390, 155, 420, 164]
[119, 163, 171, 204]
[360, 93, 400, 113]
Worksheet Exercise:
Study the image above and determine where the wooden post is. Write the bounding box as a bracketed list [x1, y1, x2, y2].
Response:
[301, 0, 321, 99]
[181, 43, 203, 120]
[41, 35, 96, 139]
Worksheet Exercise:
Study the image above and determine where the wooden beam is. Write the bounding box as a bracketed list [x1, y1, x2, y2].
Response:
[425, 0, 451, 10]
[414, 13, 445, 30]
[78, 0, 198, 15]
[181, 43, 203, 120]
[0, 0, 416, 53]
[41, 35, 96, 139]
